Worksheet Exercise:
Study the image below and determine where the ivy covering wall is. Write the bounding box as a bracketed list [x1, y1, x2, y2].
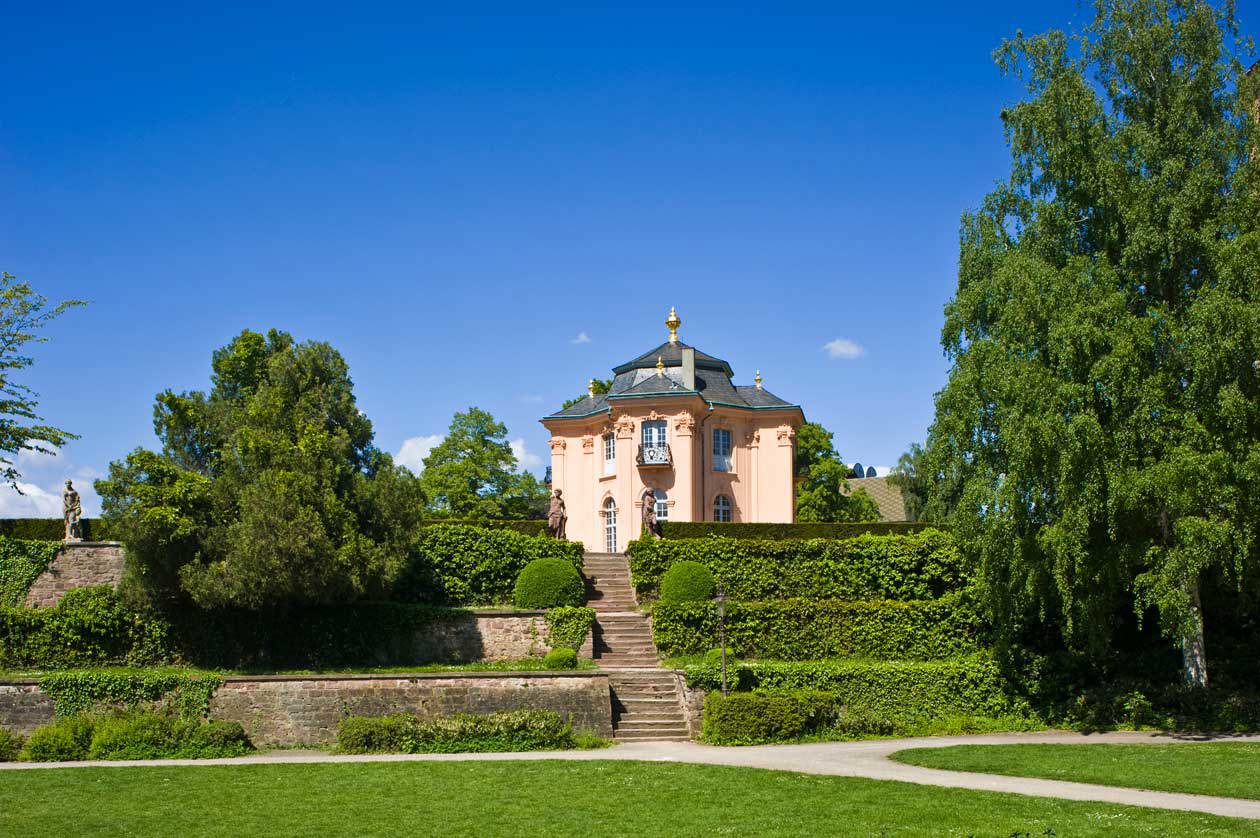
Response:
[0, 538, 62, 607]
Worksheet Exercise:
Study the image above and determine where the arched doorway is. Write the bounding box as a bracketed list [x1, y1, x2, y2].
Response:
[603, 497, 618, 553]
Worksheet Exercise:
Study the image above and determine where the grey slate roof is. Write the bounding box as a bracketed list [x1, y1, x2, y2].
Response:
[545, 337, 801, 419]
[612, 341, 733, 376]
[845, 476, 911, 522]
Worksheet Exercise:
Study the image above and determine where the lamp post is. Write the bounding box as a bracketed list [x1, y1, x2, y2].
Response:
[715, 582, 728, 697]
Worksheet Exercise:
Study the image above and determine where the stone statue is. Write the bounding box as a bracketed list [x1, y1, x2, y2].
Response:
[62, 480, 83, 542]
[641, 489, 662, 539]
[547, 489, 567, 540]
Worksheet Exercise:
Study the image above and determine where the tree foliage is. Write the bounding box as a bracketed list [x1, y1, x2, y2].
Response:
[793, 421, 882, 523]
[560, 378, 611, 410]
[418, 407, 548, 519]
[96, 329, 424, 610]
[923, 0, 1260, 684]
[0, 273, 84, 488]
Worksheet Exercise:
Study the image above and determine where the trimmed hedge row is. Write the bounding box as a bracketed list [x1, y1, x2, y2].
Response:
[652, 596, 981, 660]
[395, 525, 583, 606]
[336, 709, 579, 754]
[0, 538, 61, 607]
[683, 657, 1016, 720]
[700, 690, 842, 745]
[0, 587, 593, 671]
[628, 531, 964, 601]
[659, 521, 943, 540]
[0, 518, 546, 542]
[0, 519, 117, 542]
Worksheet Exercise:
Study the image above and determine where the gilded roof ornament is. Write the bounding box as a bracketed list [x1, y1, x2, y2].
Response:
[588, 378, 597, 398]
[665, 307, 681, 344]
[754, 370, 763, 390]
[656, 355, 665, 376]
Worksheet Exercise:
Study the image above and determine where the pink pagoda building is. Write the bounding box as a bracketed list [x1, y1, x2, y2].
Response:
[541, 308, 805, 553]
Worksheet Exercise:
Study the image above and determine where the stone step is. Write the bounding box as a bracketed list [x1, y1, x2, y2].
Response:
[615, 724, 690, 736]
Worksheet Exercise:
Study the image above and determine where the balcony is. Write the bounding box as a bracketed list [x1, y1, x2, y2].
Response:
[636, 442, 672, 467]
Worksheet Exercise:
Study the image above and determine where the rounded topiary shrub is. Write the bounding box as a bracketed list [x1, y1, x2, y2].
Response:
[543, 647, 578, 670]
[660, 561, 716, 603]
[513, 558, 584, 609]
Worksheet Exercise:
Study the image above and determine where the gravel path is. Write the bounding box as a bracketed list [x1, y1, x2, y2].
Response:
[3, 729, 1260, 820]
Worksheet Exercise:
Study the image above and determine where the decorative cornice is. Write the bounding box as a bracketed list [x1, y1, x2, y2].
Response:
[548, 438, 567, 452]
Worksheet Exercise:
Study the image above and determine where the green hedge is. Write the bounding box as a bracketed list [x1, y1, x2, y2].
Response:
[628, 531, 964, 601]
[0, 727, 22, 761]
[652, 596, 981, 660]
[22, 713, 252, 762]
[0, 517, 542, 542]
[0, 519, 117, 542]
[394, 524, 584, 606]
[682, 657, 1015, 719]
[0, 587, 171, 669]
[659, 521, 943, 540]
[660, 561, 715, 603]
[700, 690, 840, 745]
[1, 586, 589, 671]
[336, 709, 578, 754]
[0, 538, 61, 607]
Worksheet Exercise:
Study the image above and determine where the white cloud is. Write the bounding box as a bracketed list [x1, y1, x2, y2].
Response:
[0, 481, 64, 517]
[510, 438, 543, 471]
[0, 444, 103, 518]
[823, 338, 866, 360]
[395, 434, 444, 473]
[873, 465, 892, 477]
[570, 331, 592, 345]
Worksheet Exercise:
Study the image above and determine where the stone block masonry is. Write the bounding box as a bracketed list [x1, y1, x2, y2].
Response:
[0, 672, 614, 745]
[0, 684, 55, 735]
[208, 672, 613, 745]
[23, 542, 125, 608]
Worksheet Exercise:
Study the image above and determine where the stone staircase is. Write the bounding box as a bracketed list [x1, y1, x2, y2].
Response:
[583, 552, 690, 742]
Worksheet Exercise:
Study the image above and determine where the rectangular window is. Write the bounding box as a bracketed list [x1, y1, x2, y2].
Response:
[713, 428, 732, 472]
[642, 420, 667, 448]
[603, 434, 616, 475]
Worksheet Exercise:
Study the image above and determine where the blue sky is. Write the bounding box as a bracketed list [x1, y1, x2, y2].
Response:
[1, 1, 1178, 515]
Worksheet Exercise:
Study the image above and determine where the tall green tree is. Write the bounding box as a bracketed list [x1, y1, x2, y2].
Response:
[0, 273, 84, 488]
[97, 329, 424, 610]
[924, 0, 1260, 686]
[419, 407, 549, 519]
[793, 421, 882, 523]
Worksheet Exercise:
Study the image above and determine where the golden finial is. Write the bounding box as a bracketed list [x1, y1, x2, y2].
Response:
[755, 370, 763, 390]
[588, 378, 597, 398]
[656, 355, 665, 376]
[665, 306, 682, 344]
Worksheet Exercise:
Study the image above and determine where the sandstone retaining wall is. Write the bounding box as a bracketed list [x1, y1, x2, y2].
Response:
[23, 542, 125, 608]
[0, 672, 614, 745]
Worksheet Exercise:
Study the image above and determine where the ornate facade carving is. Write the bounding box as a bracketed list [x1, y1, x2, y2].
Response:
[745, 429, 760, 448]
[548, 438, 567, 452]
[615, 415, 636, 439]
[673, 412, 696, 436]
[776, 424, 795, 445]
[581, 435, 595, 452]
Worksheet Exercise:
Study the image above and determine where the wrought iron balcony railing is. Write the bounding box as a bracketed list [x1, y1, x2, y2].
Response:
[636, 442, 672, 467]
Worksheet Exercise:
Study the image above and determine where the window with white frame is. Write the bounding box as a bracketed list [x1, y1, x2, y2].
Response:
[654, 489, 668, 520]
[602, 433, 616, 475]
[712, 428, 732, 472]
[714, 494, 732, 523]
[641, 420, 667, 449]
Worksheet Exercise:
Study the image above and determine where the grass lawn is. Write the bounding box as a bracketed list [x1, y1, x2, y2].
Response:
[1, 760, 1257, 837]
[891, 742, 1260, 801]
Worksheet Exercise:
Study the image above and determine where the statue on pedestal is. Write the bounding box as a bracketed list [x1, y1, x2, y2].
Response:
[547, 489, 567, 540]
[62, 480, 83, 542]
[641, 489, 662, 539]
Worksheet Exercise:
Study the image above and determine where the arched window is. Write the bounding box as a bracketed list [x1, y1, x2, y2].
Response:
[653, 489, 668, 520]
[713, 494, 732, 523]
[603, 497, 618, 553]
